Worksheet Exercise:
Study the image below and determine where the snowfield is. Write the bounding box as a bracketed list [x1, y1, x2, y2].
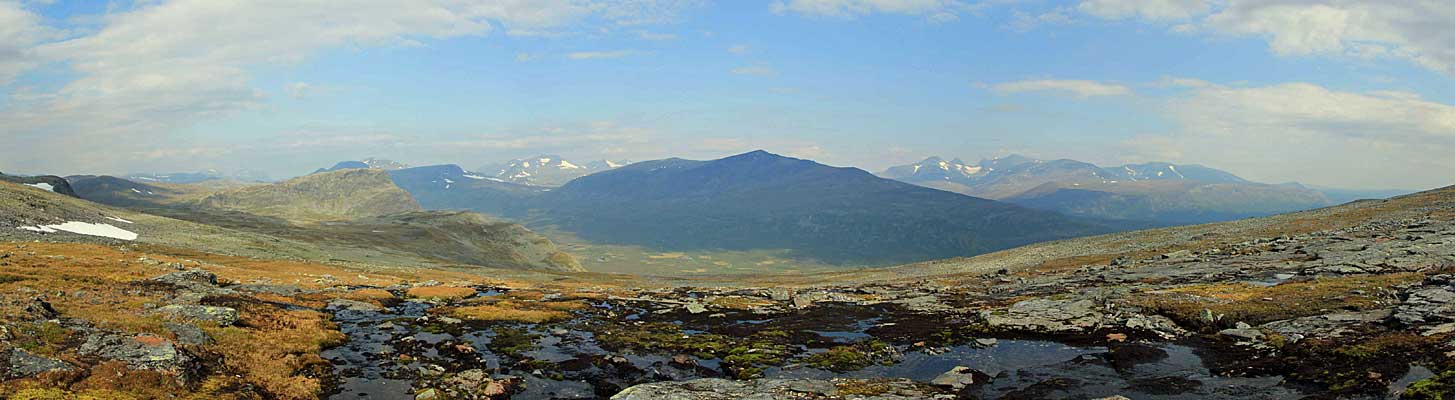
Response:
[17, 221, 138, 240]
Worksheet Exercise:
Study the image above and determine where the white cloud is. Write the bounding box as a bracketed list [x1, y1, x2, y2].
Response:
[1078, 0, 1212, 21]
[566, 49, 643, 59]
[991, 79, 1132, 98]
[731, 64, 778, 77]
[1130, 81, 1455, 188]
[636, 30, 677, 40]
[0, 0, 54, 84]
[1009, 7, 1073, 31]
[1079, 1, 1455, 78]
[727, 44, 751, 55]
[771, 0, 973, 21]
[0, 0, 697, 174]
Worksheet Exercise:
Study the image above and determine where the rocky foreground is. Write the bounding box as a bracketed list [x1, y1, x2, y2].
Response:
[1, 189, 1454, 399]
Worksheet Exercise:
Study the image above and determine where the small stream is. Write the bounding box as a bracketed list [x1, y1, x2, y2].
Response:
[322, 290, 1322, 400]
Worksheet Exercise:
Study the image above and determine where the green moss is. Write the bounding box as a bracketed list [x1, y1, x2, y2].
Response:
[803, 340, 898, 372]
[488, 327, 540, 359]
[595, 322, 791, 379]
[806, 347, 872, 372]
[1404, 371, 1455, 400]
[14, 321, 71, 356]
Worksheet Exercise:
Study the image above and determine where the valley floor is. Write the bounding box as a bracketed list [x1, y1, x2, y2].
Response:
[2, 187, 1454, 399]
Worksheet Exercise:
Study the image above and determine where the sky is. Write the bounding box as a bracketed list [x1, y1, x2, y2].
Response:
[0, 0, 1452, 190]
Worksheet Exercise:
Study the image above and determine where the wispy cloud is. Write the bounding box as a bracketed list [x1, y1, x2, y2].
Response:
[990, 79, 1132, 98]
[567, 50, 644, 60]
[636, 30, 677, 40]
[728, 44, 751, 55]
[1076, 1, 1455, 78]
[731, 64, 778, 76]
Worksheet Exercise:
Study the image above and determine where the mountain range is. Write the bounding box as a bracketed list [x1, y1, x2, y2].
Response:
[879, 155, 1401, 224]
[386, 150, 1134, 265]
[58, 169, 582, 272]
[477, 155, 627, 186]
[126, 169, 273, 184]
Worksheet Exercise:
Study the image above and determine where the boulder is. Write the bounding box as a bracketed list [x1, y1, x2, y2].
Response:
[930, 366, 989, 390]
[327, 299, 385, 312]
[1, 348, 72, 379]
[164, 322, 213, 346]
[1394, 286, 1455, 327]
[153, 304, 239, 326]
[79, 332, 194, 379]
[982, 298, 1106, 334]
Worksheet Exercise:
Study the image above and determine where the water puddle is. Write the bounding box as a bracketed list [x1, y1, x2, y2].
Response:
[322, 294, 1312, 399]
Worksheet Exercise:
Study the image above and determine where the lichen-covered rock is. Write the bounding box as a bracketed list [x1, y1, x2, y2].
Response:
[164, 322, 213, 346]
[982, 298, 1106, 334]
[1394, 285, 1455, 331]
[929, 366, 989, 390]
[78, 332, 194, 380]
[1261, 309, 1392, 341]
[1, 348, 72, 379]
[153, 304, 239, 326]
[327, 299, 385, 312]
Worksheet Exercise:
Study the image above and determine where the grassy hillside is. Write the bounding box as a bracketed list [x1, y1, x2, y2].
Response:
[197, 168, 421, 222]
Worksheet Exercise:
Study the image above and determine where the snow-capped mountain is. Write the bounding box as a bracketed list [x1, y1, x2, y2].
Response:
[881, 155, 1331, 224]
[313, 157, 410, 174]
[479, 155, 628, 186]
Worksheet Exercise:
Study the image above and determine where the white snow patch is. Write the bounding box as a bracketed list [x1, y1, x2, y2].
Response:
[17, 221, 137, 240]
[106, 216, 134, 224]
[443, 178, 454, 184]
[462, 174, 486, 180]
[130, 188, 142, 194]
[605, 161, 623, 168]
[558, 160, 581, 169]
[26, 183, 55, 192]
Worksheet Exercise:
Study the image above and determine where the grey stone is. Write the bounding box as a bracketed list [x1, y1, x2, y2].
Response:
[930, 366, 985, 390]
[327, 299, 384, 312]
[79, 332, 194, 378]
[1217, 328, 1265, 342]
[153, 304, 239, 326]
[983, 298, 1105, 333]
[1, 348, 72, 379]
[164, 322, 213, 346]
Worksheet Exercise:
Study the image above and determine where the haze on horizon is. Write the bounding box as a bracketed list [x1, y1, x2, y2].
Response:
[2, 0, 1453, 190]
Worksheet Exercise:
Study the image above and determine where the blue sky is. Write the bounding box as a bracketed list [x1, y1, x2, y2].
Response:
[1, 0, 1452, 189]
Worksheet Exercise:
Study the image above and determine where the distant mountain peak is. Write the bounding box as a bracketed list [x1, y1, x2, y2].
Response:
[479, 155, 626, 186]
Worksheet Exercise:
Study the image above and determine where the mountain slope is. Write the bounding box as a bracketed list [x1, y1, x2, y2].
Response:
[477, 155, 626, 186]
[313, 157, 410, 174]
[0, 172, 78, 197]
[882, 155, 1332, 224]
[386, 164, 547, 212]
[516, 151, 1125, 265]
[198, 169, 421, 222]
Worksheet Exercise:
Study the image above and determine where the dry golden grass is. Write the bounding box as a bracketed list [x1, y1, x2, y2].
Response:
[1130, 273, 1420, 327]
[204, 302, 346, 400]
[405, 286, 477, 300]
[346, 288, 396, 300]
